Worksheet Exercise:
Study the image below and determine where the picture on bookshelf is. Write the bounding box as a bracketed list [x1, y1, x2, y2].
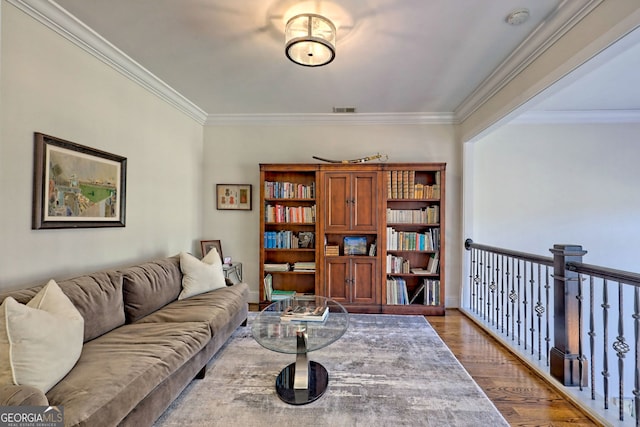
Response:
[298, 232, 315, 248]
[344, 236, 368, 255]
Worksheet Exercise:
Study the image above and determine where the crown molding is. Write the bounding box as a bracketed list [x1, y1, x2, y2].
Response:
[9, 0, 208, 124]
[454, 0, 604, 123]
[204, 112, 457, 126]
[511, 109, 640, 124]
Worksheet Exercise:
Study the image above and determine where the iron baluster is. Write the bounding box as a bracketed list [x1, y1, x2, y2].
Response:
[545, 265, 551, 367]
[603, 278, 610, 410]
[516, 259, 522, 346]
[500, 255, 505, 334]
[614, 281, 629, 421]
[634, 286, 640, 427]
[529, 261, 535, 355]
[589, 276, 596, 401]
[523, 260, 528, 351]
[577, 273, 584, 392]
[535, 263, 544, 361]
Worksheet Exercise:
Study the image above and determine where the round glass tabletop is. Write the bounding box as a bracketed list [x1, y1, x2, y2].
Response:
[251, 295, 349, 354]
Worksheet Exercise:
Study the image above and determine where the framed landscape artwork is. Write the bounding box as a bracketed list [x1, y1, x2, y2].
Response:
[216, 184, 252, 210]
[32, 132, 127, 229]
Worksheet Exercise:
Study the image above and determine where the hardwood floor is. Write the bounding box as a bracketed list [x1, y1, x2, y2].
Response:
[427, 309, 598, 426]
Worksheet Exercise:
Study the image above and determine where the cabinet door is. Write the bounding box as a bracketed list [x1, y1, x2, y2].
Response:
[325, 172, 378, 231]
[325, 258, 349, 304]
[324, 173, 350, 231]
[351, 172, 378, 231]
[352, 258, 378, 304]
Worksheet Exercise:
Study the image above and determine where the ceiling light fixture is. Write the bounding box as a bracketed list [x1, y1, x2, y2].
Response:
[285, 13, 336, 67]
[505, 8, 530, 26]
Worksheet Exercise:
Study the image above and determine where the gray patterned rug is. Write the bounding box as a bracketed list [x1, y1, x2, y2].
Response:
[154, 314, 508, 426]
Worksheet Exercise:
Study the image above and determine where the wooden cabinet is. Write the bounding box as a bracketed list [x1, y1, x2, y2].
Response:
[324, 171, 378, 232]
[322, 170, 380, 309]
[259, 163, 445, 315]
[325, 257, 378, 308]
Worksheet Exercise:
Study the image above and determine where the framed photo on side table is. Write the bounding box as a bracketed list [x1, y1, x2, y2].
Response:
[200, 240, 223, 260]
[216, 184, 252, 210]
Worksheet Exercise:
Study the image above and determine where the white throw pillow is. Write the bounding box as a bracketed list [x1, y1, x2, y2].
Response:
[179, 249, 227, 299]
[0, 279, 84, 393]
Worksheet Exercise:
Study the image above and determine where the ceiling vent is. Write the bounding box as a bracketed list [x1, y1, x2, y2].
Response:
[333, 106, 356, 113]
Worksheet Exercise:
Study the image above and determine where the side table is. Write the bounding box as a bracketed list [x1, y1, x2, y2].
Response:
[251, 296, 349, 405]
[222, 262, 242, 284]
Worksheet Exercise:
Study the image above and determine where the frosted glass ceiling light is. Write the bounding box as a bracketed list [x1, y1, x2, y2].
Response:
[285, 13, 336, 67]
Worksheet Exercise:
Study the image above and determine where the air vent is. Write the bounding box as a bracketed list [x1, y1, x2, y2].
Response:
[332, 106, 356, 113]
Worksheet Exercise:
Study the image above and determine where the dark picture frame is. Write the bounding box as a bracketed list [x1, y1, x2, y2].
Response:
[216, 184, 252, 210]
[32, 132, 127, 229]
[200, 240, 223, 260]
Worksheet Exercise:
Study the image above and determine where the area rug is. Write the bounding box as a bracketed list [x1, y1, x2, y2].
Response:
[154, 314, 508, 426]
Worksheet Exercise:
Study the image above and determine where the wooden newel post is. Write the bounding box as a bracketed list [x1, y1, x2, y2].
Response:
[549, 244, 588, 386]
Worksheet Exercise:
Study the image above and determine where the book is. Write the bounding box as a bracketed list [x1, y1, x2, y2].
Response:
[409, 282, 427, 304]
[280, 305, 329, 322]
[263, 274, 273, 301]
[410, 268, 432, 275]
[264, 263, 290, 272]
[270, 289, 297, 301]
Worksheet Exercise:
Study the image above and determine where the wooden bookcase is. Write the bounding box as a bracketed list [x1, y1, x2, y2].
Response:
[259, 165, 318, 308]
[259, 163, 445, 315]
[381, 164, 445, 315]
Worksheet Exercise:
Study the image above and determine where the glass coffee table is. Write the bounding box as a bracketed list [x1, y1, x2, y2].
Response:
[251, 296, 349, 405]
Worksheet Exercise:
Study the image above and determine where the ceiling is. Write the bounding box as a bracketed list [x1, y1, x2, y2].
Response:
[38, 0, 640, 123]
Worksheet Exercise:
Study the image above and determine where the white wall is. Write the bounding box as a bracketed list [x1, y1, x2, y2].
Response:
[470, 122, 640, 272]
[0, 3, 203, 289]
[202, 124, 463, 306]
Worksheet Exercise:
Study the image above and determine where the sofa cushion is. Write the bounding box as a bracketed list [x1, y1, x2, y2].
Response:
[121, 256, 182, 323]
[46, 321, 211, 427]
[0, 280, 84, 393]
[57, 271, 125, 342]
[178, 250, 226, 300]
[0, 271, 125, 343]
[137, 283, 249, 337]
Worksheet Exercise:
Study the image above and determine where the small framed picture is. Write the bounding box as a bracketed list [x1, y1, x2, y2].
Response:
[216, 184, 252, 210]
[344, 236, 368, 256]
[200, 240, 223, 260]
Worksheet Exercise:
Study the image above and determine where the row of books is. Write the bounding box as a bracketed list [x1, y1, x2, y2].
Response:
[292, 262, 315, 272]
[263, 231, 315, 249]
[263, 274, 297, 301]
[264, 263, 290, 272]
[386, 277, 441, 305]
[264, 181, 315, 200]
[386, 170, 441, 199]
[386, 254, 411, 274]
[386, 227, 440, 251]
[264, 204, 316, 223]
[386, 277, 409, 305]
[386, 206, 439, 224]
[386, 252, 439, 275]
[414, 279, 441, 306]
[264, 262, 316, 272]
[280, 305, 328, 322]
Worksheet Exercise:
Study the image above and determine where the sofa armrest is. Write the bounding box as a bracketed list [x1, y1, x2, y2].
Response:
[0, 384, 48, 406]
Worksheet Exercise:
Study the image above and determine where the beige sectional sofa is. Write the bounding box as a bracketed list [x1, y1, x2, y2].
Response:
[0, 254, 249, 426]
